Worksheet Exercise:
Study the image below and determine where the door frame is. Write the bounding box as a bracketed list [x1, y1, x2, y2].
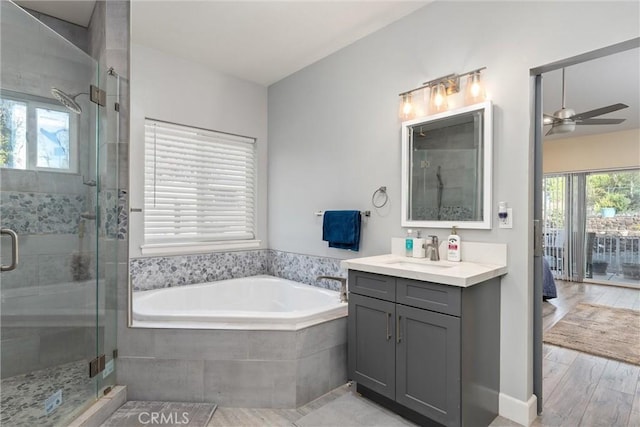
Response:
[530, 37, 640, 415]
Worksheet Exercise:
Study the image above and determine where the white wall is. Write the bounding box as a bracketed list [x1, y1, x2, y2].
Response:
[268, 2, 639, 424]
[129, 44, 269, 257]
[544, 128, 640, 174]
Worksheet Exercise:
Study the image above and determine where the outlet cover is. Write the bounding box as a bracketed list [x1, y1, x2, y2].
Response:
[499, 208, 513, 229]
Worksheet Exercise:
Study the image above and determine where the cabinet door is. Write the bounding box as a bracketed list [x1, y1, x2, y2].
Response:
[396, 304, 461, 427]
[348, 293, 396, 399]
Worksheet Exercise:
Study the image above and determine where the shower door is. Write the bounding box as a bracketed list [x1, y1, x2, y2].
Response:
[1, 2, 107, 425]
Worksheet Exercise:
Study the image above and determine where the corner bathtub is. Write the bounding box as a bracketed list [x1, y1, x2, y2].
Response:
[132, 275, 348, 330]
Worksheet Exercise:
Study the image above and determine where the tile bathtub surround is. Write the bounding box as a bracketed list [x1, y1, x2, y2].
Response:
[117, 317, 347, 408]
[129, 250, 270, 291]
[267, 250, 345, 291]
[130, 250, 346, 291]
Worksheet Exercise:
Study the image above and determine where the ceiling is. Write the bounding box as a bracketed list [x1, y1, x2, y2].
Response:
[542, 47, 639, 141]
[15, 0, 96, 27]
[16, 1, 638, 141]
[131, 1, 430, 86]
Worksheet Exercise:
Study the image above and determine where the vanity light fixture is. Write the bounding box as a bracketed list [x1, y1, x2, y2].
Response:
[399, 93, 414, 120]
[465, 70, 486, 105]
[429, 82, 448, 113]
[398, 67, 487, 119]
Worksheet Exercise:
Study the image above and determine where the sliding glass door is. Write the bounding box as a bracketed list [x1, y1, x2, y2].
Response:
[586, 169, 640, 286]
[543, 168, 640, 287]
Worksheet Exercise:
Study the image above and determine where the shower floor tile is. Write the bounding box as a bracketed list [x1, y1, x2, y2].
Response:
[0, 359, 95, 427]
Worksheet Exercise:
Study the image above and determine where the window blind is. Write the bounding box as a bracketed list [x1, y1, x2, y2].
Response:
[144, 119, 256, 245]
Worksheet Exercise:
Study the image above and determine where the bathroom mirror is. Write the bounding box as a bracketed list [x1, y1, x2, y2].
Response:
[401, 101, 493, 229]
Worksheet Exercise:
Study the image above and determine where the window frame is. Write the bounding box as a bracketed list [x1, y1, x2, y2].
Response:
[139, 118, 260, 256]
[0, 90, 79, 174]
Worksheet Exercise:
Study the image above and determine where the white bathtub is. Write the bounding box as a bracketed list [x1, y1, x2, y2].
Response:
[132, 275, 348, 330]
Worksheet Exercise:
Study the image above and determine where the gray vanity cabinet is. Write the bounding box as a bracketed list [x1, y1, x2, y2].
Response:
[395, 303, 461, 426]
[348, 293, 396, 399]
[347, 270, 500, 427]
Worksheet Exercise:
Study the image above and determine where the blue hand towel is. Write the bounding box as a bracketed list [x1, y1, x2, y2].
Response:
[322, 210, 361, 251]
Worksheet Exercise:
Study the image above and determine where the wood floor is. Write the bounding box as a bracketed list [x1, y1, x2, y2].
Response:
[534, 280, 640, 427]
[207, 280, 640, 427]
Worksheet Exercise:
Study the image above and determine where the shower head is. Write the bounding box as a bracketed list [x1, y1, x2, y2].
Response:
[51, 87, 82, 114]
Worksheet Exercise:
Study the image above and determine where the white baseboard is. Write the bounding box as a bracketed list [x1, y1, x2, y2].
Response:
[499, 392, 537, 426]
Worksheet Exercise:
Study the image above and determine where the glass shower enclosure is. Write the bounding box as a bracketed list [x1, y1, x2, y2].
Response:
[1, 2, 118, 425]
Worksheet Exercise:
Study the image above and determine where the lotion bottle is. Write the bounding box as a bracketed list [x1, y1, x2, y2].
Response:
[447, 226, 461, 262]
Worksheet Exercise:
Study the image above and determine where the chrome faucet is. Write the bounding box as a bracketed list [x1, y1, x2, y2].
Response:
[316, 275, 348, 303]
[425, 235, 440, 261]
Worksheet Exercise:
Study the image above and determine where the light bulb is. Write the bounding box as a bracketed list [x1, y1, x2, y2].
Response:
[398, 93, 414, 120]
[435, 92, 444, 107]
[403, 96, 412, 115]
[465, 72, 486, 105]
[429, 83, 448, 113]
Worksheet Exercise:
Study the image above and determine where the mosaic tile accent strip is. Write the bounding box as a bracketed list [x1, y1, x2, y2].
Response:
[130, 250, 347, 292]
[0, 191, 37, 233]
[413, 206, 474, 222]
[37, 193, 85, 234]
[130, 250, 270, 291]
[268, 250, 346, 291]
[100, 189, 118, 239]
[117, 189, 128, 240]
[0, 191, 85, 235]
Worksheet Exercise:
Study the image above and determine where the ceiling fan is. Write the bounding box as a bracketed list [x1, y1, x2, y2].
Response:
[543, 68, 628, 136]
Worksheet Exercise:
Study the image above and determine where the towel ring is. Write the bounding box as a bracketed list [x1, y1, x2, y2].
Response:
[372, 186, 388, 208]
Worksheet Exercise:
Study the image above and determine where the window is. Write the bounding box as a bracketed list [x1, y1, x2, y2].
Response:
[1, 91, 77, 172]
[142, 119, 257, 253]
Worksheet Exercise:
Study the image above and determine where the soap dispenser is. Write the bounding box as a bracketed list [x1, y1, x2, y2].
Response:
[447, 226, 461, 262]
[405, 229, 414, 257]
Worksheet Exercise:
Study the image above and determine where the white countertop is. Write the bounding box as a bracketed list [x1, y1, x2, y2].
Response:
[341, 254, 507, 287]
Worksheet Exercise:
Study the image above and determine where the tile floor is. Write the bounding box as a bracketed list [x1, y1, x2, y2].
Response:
[0, 360, 95, 427]
[206, 280, 640, 427]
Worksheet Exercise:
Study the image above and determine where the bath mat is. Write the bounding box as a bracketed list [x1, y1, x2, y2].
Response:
[295, 393, 416, 426]
[101, 401, 217, 427]
[543, 303, 640, 365]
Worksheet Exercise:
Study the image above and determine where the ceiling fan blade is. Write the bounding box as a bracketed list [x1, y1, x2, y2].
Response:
[576, 118, 626, 125]
[571, 103, 629, 120]
[545, 126, 557, 136]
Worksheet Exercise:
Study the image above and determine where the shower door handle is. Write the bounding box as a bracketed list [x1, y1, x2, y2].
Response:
[1, 228, 19, 272]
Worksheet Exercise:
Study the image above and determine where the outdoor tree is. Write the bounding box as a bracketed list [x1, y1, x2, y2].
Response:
[587, 171, 640, 214]
[0, 101, 14, 166]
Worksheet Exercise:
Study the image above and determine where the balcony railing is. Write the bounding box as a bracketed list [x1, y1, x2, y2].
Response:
[592, 234, 640, 274]
[543, 229, 640, 282]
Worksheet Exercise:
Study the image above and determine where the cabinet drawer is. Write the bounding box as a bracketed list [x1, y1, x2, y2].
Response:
[396, 278, 461, 317]
[348, 271, 395, 302]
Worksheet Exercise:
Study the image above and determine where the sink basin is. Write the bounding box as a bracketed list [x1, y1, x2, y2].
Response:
[386, 260, 454, 269]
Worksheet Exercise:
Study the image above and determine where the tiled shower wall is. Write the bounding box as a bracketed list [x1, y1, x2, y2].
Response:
[0, 5, 97, 379]
[130, 250, 346, 292]
[0, 170, 91, 294]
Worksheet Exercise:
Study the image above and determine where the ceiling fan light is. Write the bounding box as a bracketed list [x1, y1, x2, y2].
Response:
[554, 121, 576, 134]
